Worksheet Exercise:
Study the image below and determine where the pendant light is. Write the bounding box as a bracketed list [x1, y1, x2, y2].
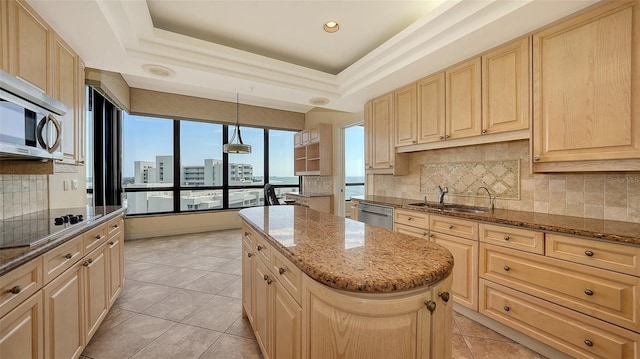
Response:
[224, 93, 252, 154]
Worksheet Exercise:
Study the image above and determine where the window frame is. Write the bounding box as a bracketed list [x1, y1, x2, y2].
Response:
[121, 116, 301, 216]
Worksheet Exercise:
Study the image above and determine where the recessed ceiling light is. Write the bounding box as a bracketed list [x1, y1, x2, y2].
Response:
[323, 21, 340, 33]
[142, 64, 176, 78]
[309, 97, 330, 106]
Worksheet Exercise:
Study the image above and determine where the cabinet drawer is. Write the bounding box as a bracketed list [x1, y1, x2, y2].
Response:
[479, 223, 544, 254]
[546, 234, 640, 277]
[271, 249, 302, 304]
[0, 257, 43, 318]
[430, 214, 478, 240]
[242, 223, 257, 248]
[480, 243, 640, 332]
[254, 233, 271, 266]
[394, 223, 429, 240]
[480, 279, 638, 359]
[83, 225, 107, 253]
[394, 209, 429, 228]
[42, 235, 83, 284]
[106, 215, 123, 237]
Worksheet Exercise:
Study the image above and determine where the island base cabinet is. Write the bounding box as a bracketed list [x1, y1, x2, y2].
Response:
[480, 279, 639, 359]
[0, 291, 43, 359]
[302, 274, 452, 359]
[273, 281, 301, 359]
[43, 262, 84, 359]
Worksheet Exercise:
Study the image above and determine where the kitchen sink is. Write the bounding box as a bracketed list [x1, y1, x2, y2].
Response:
[406, 202, 488, 214]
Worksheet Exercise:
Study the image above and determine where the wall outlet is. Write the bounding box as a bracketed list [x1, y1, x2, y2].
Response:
[63, 180, 69, 191]
[71, 179, 78, 190]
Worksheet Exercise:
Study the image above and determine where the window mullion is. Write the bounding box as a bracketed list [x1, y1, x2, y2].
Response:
[173, 120, 180, 213]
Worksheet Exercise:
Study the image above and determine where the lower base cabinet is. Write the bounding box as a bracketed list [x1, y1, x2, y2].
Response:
[43, 262, 84, 359]
[432, 232, 478, 311]
[83, 242, 110, 343]
[272, 281, 301, 359]
[0, 291, 43, 359]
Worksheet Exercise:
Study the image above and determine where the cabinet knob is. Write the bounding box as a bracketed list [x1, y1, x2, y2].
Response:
[482, 129, 487, 134]
[503, 235, 510, 241]
[584, 289, 594, 296]
[439, 135, 444, 140]
[584, 250, 594, 257]
[109, 241, 115, 245]
[584, 339, 593, 347]
[445, 135, 450, 139]
[247, 252, 253, 258]
[438, 292, 450, 303]
[448, 225, 454, 230]
[412, 140, 416, 143]
[389, 164, 393, 168]
[425, 300, 437, 312]
[503, 265, 510, 271]
[264, 275, 273, 284]
[503, 306, 510, 312]
[408, 217, 413, 221]
[7, 285, 21, 294]
[533, 156, 540, 161]
[95, 235, 101, 239]
[428, 233, 434, 238]
[257, 245, 263, 251]
[279, 267, 286, 275]
[244, 232, 249, 236]
[64, 253, 73, 259]
[113, 224, 119, 228]
[422, 232, 428, 237]
[83, 258, 93, 266]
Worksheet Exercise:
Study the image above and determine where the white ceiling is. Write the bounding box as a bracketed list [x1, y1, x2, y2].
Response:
[29, 0, 600, 114]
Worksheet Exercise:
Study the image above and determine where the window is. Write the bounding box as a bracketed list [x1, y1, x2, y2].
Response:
[121, 114, 300, 215]
[344, 124, 365, 200]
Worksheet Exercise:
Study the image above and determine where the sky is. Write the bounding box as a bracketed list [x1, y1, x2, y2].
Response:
[122, 113, 364, 180]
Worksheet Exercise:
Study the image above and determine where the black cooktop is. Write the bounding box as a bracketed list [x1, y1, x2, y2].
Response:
[0, 207, 102, 249]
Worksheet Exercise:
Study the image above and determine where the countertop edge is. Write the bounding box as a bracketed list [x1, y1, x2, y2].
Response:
[0, 208, 125, 276]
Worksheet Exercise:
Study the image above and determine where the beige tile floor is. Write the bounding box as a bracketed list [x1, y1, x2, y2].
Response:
[81, 229, 545, 359]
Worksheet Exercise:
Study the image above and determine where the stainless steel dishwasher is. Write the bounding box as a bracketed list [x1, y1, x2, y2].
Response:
[357, 203, 393, 230]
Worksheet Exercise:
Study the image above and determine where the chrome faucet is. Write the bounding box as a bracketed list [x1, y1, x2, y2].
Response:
[437, 185, 448, 204]
[477, 186, 495, 211]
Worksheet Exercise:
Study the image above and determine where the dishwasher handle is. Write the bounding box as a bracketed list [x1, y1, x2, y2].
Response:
[360, 209, 390, 217]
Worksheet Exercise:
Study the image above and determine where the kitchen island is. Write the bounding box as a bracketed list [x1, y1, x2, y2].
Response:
[238, 205, 454, 359]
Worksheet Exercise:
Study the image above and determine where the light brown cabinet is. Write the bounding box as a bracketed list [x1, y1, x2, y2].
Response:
[285, 193, 333, 214]
[446, 57, 482, 140]
[394, 83, 418, 146]
[431, 231, 478, 311]
[83, 241, 109, 343]
[417, 72, 446, 144]
[0, 0, 7, 72]
[365, 94, 409, 175]
[5, 0, 51, 93]
[43, 261, 84, 359]
[294, 123, 332, 176]
[532, 0, 640, 171]
[0, 289, 43, 359]
[482, 37, 530, 135]
[52, 33, 78, 164]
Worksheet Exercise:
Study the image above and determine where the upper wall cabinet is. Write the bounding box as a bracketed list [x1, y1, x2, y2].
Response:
[394, 83, 418, 147]
[6, 0, 51, 93]
[52, 33, 79, 164]
[532, 0, 640, 172]
[417, 72, 446, 144]
[446, 57, 482, 141]
[294, 123, 332, 176]
[366, 94, 409, 175]
[0, 1, 7, 72]
[482, 37, 530, 135]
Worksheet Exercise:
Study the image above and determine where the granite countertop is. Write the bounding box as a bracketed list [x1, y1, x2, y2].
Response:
[0, 206, 125, 275]
[352, 195, 640, 246]
[238, 206, 454, 293]
[286, 191, 333, 197]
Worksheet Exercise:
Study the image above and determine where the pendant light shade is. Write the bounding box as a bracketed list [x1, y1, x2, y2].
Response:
[224, 93, 252, 154]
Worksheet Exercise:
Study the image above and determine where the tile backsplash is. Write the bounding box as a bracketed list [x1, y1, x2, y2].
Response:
[302, 176, 333, 194]
[0, 175, 48, 220]
[374, 140, 640, 223]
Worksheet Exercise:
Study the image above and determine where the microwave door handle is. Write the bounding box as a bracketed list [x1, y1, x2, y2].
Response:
[36, 115, 62, 153]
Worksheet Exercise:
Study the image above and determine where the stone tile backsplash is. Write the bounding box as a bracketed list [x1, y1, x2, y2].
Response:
[0, 175, 48, 220]
[302, 176, 333, 194]
[373, 140, 640, 223]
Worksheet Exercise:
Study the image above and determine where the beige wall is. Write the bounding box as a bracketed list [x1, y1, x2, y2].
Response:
[124, 210, 242, 240]
[373, 140, 640, 223]
[130, 88, 305, 131]
[48, 168, 88, 209]
[85, 68, 131, 111]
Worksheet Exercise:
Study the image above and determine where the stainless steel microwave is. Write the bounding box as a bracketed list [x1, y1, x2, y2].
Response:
[0, 70, 66, 161]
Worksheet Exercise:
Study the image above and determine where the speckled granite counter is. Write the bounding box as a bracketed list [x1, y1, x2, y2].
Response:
[238, 205, 454, 293]
[0, 206, 125, 275]
[352, 195, 640, 246]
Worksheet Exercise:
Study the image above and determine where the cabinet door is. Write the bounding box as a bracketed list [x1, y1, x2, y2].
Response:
[394, 83, 418, 146]
[43, 263, 84, 359]
[253, 258, 271, 359]
[242, 241, 254, 323]
[430, 274, 453, 359]
[432, 232, 478, 311]
[294, 132, 303, 147]
[533, 0, 640, 164]
[107, 231, 124, 308]
[272, 281, 301, 359]
[446, 57, 482, 140]
[52, 32, 77, 163]
[482, 37, 530, 135]
[417, 72, 446, 144]
[0, 0, 7, 72]
[6, 0, 51, 93]
[83, 243, 109, 343]
[0, 291, 43, 359]
[370, 93, 394, 169]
